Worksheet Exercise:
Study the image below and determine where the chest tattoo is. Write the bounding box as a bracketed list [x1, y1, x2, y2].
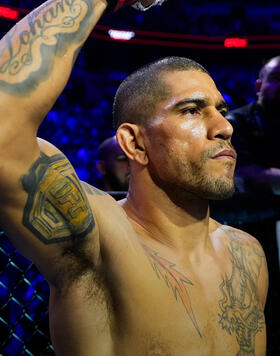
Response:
[142, 244, 202, 338]
[218, 232, 266, 355]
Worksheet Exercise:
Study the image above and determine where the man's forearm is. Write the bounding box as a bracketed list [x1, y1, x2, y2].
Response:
[0, 0, 107, 120]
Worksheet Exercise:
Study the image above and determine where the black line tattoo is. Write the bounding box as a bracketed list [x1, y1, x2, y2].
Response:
[142, 244, 202, 338]
[0, 0, 94, 95]
[218, 228, 266, 355]
[21, 152, 94, 244]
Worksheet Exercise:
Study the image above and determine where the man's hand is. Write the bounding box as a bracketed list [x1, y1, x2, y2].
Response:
[132, 0, 166, 11]
[141, 0, 156, 6]
[108, 0, 166, 12]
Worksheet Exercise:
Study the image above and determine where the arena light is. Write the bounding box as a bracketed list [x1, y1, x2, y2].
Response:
[224, 38, 248, 48]
[108, 29, 135, 41]
[0, 6, 19, 20]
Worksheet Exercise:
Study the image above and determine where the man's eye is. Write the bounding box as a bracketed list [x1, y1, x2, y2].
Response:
[181, 107, 198, 115]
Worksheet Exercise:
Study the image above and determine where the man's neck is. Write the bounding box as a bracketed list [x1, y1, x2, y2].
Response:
[122, 173, 212, 252]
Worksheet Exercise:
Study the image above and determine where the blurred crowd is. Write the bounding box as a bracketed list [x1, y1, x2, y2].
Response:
[1, 0, 280, 36]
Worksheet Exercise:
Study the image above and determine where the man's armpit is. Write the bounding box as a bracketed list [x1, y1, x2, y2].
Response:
[21, 151, 95, 244]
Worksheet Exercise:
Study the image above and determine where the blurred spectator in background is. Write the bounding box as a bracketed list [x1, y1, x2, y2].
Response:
[227, 56, 280, 194]
[96, 136, 130, 192]
[227, 56, 280, 354]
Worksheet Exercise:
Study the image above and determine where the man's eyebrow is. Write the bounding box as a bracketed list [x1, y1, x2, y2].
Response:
[173, 98, 210, 110]
[172, 97, 228, 112]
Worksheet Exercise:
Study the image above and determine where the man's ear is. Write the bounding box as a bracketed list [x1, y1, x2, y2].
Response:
[96, 160, 106, 176]
[116, 124, 148, 165]
[255, 79, 262, 96]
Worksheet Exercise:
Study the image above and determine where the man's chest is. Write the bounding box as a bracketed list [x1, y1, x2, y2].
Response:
[106, 241, 265, 356]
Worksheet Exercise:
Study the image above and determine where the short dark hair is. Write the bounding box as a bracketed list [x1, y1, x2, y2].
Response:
[259, 56, 280, 80]
[97, 136, 117, 160]
[113, 57, 209, 130]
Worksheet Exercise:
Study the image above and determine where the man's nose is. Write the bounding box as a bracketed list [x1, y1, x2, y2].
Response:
[207, 111, 233, 141]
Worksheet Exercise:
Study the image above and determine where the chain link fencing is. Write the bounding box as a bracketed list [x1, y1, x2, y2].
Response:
[0, 231, 54, 356]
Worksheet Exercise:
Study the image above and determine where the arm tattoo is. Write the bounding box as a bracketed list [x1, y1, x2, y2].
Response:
[218, 228, 265, 355]
[21, 152, 94, 244]
[142, 244, 202, 338]
[0, 0, 94, 95]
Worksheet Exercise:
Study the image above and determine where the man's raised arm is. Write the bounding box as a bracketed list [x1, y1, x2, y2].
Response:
[0, 0, 161, 135]
[0, 0, 111, 284]
[0, 0, 164, 286]
[0, 0, 108, 121]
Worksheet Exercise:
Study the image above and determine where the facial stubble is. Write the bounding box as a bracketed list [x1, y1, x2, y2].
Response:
[148, 143, 236, 202]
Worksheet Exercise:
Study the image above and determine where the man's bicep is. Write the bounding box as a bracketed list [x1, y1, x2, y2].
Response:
[0, 142, 99, 286]
[21, 151, 95, 244]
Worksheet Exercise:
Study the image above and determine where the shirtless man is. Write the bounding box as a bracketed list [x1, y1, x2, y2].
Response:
[0, 0, 268, 355]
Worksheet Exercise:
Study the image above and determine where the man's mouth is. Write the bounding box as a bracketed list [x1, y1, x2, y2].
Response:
[211, 149, 237, 161]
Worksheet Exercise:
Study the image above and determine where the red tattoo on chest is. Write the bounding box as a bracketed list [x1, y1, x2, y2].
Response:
[142, 244, 202, 338]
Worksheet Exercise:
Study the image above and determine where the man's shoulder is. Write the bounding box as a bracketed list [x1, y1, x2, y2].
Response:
[81, 181, 109, 197]
[219, 224, 265, 255]
[211, 219, 263, 250]
[218, 224, 268, 311]
[81, 181, 129, 222]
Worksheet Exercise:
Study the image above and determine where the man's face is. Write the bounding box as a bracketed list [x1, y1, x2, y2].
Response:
[105, 143, 130, 191]
[258, 58, 280, 115]
[143, 70, 236, 201]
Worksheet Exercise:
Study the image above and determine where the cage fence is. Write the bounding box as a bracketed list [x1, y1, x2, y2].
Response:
[0, 231, 54, 356]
